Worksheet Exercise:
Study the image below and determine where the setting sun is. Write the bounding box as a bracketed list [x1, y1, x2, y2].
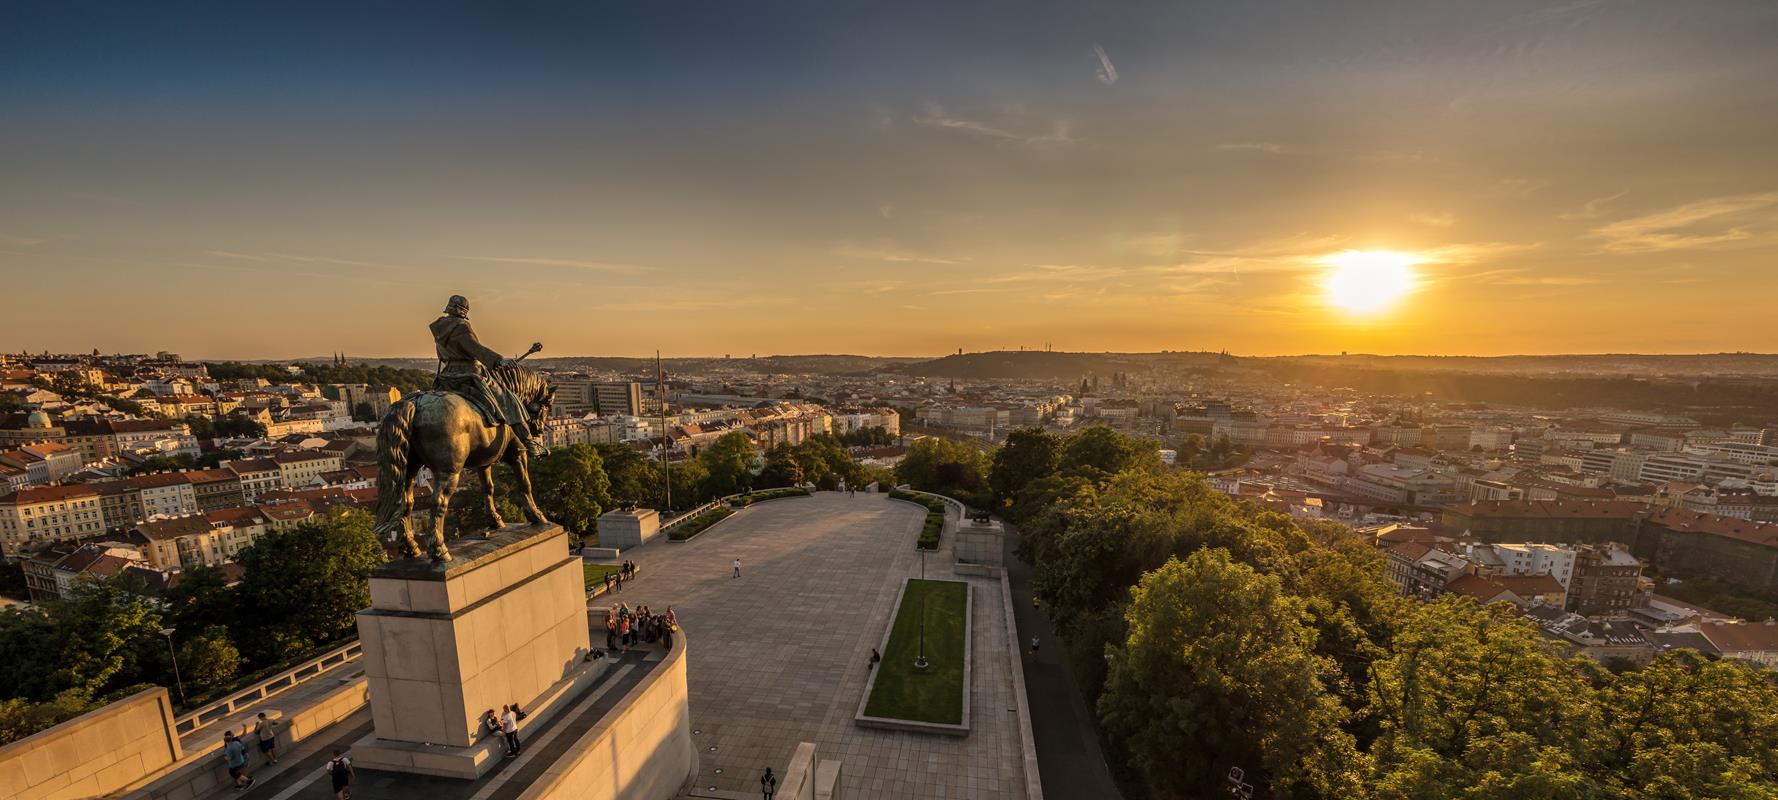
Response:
[1322, 250, 1420, 315]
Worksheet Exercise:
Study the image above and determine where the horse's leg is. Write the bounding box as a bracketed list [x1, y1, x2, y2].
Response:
[479, 465, 503, 537]
[430, 469, 460, 562]
[506, 440, 549, 525]
[398, 459, 423, 558]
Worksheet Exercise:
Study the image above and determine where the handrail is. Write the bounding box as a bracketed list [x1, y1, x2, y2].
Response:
[171, 639, 364, 737]
[899, 487, 967, 519]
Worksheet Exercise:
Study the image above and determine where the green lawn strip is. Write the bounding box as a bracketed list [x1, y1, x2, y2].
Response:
[729, 487, 813, 507]
[888, 489, 948, 550]
[864, 579, 968, 724]
[666, 506, 735, 540]
[583, 562, 624, 590]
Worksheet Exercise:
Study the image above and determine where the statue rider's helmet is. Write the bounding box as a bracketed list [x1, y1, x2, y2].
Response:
[444, 295, 470, 318]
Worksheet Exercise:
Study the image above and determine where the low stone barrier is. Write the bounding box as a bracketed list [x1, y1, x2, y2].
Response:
[0, 687, 181, 800]
[519, 630, 695, 800]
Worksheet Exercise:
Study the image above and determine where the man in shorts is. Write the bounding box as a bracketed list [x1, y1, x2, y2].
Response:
[223, 730, 254, 790]
[253, 712, 279, 764]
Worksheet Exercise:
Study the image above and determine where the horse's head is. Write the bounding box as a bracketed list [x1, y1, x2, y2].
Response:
[489, 363, 555, 429]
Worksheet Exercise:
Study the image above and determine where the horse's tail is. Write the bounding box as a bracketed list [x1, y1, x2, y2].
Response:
[372, 398, 420, 540]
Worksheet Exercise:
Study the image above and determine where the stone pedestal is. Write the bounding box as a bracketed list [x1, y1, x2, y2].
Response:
[597, 508, 660, 549]
[954, 517, 1005, 566]
[350, 524, 593, 778]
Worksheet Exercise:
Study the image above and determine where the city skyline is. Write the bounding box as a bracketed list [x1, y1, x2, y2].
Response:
[5, 2, 1778, 358]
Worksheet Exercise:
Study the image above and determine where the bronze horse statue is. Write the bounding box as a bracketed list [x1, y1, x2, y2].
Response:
[372, 363, 556, 561]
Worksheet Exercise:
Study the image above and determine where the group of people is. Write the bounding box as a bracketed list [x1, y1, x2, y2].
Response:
[599, 560, 641, 594]
[219, 713, 353, 799]
[481, 703, 526, 758]
[604, 602, 677, 653]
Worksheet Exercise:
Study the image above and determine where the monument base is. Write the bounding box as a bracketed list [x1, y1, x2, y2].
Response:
[354, 523, 593, 777]
[349, 656, 608, 779]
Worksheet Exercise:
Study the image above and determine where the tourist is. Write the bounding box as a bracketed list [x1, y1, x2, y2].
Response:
[223, 730, 254, 790]
[733, 557, 742, 579]
[869, 648, 881, 670]
[501, 705, 521, 757]
[620, 617, 632, 651]
[604, 572, 614, 593]
[482, 708, 501, 741]
[760, 766, 778, 799]
[664, 606, 678, 629]
[614, 570, 623, 593]
[1029, 635, 1040, 656]
[325, 748, 353, 800]
[253, 712, 279, 765]
[605, 610, 618, 650]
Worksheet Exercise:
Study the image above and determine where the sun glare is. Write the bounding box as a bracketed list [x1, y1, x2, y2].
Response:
[1322, 250, 1420, 314]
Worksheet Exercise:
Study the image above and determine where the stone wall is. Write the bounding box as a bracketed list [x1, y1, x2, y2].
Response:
[0, 688, 181, 800]
[522, 630, 695, 800]
[122, 677, 369, 800]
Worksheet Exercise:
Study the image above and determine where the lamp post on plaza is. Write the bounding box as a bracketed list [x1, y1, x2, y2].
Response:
[914, 548, 929, 671]
[159, 627, 186, 706]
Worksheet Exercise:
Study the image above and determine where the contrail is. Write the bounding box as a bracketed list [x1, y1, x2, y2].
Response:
[1093, 43, 1118, 85]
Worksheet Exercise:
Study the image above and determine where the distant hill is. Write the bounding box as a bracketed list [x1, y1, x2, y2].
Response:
[882, 350, 1231, 380]
[1270, 353, 1778, 377]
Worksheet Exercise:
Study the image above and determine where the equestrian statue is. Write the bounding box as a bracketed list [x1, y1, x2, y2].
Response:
[372, 295, 557, 562]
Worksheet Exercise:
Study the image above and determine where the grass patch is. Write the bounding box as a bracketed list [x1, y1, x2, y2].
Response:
[666, 506, 734, 541]
[888, 489, 947, 550]
[584, 562, 624, 590]
[864, 579, 968, 724]
[730, 487, 812, 507]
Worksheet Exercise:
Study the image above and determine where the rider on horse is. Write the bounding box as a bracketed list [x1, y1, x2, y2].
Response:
[430, 295, 547, 458]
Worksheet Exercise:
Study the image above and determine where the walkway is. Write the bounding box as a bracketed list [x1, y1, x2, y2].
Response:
[224, 646, 666, 800]
[615, 492, 1029, 799]
[1001, 521, 1123, 799]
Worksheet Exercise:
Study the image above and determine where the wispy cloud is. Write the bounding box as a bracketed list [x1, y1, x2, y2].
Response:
[1215, 142, 1296, 155]
[1409, 212, 1456, 227]
[1558, 191, 1626, 220]
[912, 104, 1077, 145]
[928, 287, 1009, 296]
[205, 250, 411, 270]
[1590, 192, 1778, 253]
[833, 243, 965, 265]
[452, 256, 652, 274]
[0, 233, 47, 246]
[1092, 44, 1118, 85]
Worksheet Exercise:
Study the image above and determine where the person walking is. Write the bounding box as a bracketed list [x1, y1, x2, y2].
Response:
[325, 749, 353, 800]
[1029, 635, 1040, 656]
[501, 705, 521, 757]
[253, 712, 279, 765]
[760, 766, 778, 799]
[869, 648, 881, 670]
[223, 730, 254, 790]
[733, 558, 742, 579]
[614, 570, 623, 593]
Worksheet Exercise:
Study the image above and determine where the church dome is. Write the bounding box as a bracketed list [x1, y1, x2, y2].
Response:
[26, 410, 51, 428]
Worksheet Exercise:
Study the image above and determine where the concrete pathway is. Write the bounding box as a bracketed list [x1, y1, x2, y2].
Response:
[616, 492, 1029, 799]
[1001, 521, 1124, 799]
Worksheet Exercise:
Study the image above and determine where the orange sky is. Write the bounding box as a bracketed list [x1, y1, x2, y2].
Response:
[3, 3, 1776, 358]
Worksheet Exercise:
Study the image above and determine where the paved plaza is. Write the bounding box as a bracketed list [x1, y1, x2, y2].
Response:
[613, 491, 1029, 799]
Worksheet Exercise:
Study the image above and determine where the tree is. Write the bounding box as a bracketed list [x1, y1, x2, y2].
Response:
[1580, 650, 1778, 797]
[791, 435, 863, 490]
[233, 508, 385, 666]
[699, 431, 759, 498]
[665, 457, 709, 510]
[351, 402, 377, 423]
[895, 436, 989, 502]
[1367, 596, 1597, 794]
[162, 565, 238, 635]
[183, 415, 216, 439]
[0, 392, 23, 414]
[594, 444, 657, 508]
[531, 444, 611, 539]
[129, 454, 196, 475]
[1058, 425, 1162, 478]
[214, 414, 267, 438]
[1100, 550, 1363, 799]
[1177, 433, 1206, 465]
[989, 427, 1060, 508]
[177, 625, 242, 695]
[757, 444, 805, 488]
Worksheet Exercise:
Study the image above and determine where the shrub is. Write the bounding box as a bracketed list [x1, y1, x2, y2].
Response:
[666, 507, 734, 541]
[889, 489, 948, 550]
[729, 487, 812, 507]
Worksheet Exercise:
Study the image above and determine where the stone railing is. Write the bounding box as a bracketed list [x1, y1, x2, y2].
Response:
[172, 639, 363, 737]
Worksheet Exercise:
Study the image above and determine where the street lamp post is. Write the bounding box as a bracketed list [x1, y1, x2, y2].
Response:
[914, 548, 929, 671]
[160, 627, 186, 706]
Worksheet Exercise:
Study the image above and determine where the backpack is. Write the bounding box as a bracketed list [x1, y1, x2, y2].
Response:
[515, 707, 528, 722]
[330, 757, 354, 781]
